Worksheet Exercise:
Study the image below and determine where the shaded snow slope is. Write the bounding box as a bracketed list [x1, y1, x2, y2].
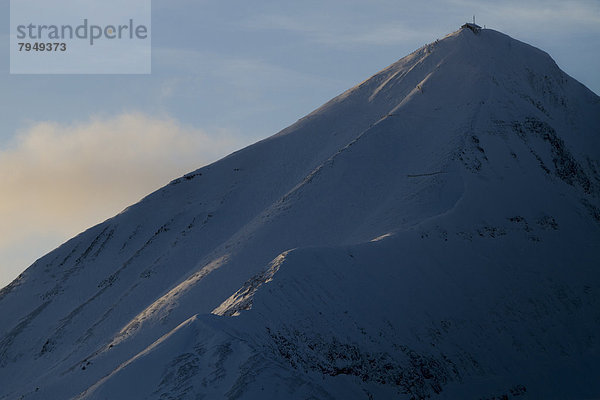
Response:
[1, 27, 599, 400]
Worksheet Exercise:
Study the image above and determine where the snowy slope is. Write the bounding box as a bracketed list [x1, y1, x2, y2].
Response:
[1, 27, 599, 400]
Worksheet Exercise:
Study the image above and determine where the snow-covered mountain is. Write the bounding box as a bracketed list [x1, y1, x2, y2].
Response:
[1, 26, 599, 400]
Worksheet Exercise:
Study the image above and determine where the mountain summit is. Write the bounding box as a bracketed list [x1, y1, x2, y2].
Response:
[1, 27, 599, 400]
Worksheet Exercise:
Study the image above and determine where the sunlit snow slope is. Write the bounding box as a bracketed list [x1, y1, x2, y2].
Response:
[1, 27, 599, 400]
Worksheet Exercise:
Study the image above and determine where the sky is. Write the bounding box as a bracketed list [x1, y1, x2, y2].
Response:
[1, 0, 599, 288]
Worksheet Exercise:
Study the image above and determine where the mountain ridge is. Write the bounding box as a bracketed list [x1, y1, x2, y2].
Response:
[1, 27, 599, 399]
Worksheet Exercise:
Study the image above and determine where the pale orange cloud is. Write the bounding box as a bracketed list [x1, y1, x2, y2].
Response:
[0, 113, 244, 288]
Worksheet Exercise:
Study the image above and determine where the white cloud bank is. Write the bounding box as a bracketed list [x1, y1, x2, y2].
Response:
[0, 113, 244, 288]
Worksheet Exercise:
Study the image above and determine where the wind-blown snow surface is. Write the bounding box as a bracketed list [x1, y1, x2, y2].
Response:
[1, 28, 599, 399]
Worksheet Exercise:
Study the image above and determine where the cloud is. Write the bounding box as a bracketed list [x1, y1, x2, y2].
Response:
[448, 0, 600, 30]
[244, 13, 430, 48]
[243, 0, 600, 50]
[153, 47, 343, 93]
[0, 113, 244, 287]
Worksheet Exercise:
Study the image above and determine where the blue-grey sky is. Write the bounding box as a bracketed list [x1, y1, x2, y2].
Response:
[1, 0, 599, 288]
